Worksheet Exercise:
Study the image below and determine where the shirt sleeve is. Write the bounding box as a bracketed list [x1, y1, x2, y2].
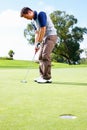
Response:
[38, 12, 47, 27]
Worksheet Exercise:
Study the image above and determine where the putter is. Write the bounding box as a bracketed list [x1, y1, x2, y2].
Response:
[21, 52, 36, 83]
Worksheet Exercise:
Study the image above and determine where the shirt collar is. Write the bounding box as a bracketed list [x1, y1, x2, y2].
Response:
[33, 11, 37, 20]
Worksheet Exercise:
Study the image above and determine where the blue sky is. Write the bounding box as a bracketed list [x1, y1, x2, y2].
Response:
[0, 0, 87, 60]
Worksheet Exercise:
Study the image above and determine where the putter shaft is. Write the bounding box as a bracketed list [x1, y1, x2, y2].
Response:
[21, 52, 36, 83]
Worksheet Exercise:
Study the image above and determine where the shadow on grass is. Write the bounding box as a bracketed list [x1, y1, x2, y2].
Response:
[53, 81, 87, 86]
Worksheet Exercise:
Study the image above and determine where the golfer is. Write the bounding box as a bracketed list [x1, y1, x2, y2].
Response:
[20, 7, 57, 83]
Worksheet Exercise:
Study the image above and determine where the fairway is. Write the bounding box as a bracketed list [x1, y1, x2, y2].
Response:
[0, 67, 87, 130]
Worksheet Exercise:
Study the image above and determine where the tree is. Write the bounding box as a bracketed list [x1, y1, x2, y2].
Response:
[24, 10, 87, 64]
[8, 50, 15, 59]
[84, 48, 87, 58]
[24, 24, 35, 44]
[50, 10, 87, 64]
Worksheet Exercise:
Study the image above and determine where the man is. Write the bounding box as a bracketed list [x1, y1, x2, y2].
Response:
[20, 7, 57, 83]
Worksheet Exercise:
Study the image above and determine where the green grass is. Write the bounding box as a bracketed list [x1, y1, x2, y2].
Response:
[0, 60, 39, 68]
[0, 67, 87, 130]
[0, 59, 87, 68]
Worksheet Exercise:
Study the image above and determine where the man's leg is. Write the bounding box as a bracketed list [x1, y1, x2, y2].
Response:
[39, 35, 57, 80]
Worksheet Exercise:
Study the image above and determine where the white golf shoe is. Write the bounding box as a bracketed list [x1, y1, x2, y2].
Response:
[34, 77, 42, 82]
[36, 77, 52, 83]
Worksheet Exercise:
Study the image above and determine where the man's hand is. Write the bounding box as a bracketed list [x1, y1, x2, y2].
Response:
[35, 42, 40, 53]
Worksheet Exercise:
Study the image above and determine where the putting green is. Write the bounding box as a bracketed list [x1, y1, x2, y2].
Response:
[0, 68, 87, 130]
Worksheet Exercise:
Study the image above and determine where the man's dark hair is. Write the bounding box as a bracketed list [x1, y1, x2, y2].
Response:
[20, 7, 33, 17]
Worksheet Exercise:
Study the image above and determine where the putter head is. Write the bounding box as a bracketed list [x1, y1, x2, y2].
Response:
[21, 80, 27, 83]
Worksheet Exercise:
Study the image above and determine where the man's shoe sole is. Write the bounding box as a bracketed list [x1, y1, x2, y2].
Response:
[37, 81, 52, 83]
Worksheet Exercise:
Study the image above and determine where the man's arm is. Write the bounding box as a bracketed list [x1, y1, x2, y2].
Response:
[34, 11, 47, 52]
[35, 26, 46, 43]
[34, 27, 46, 53]
[38, 26, 46, 42]
[35, 11, 47, 43]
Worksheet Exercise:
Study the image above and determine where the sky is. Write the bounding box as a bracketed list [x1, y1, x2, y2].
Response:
[0, 0, 87, 60]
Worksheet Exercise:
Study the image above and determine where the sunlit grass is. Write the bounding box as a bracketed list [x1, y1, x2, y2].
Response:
[0, 67, 87, 130]
[0, 59, 87, 68]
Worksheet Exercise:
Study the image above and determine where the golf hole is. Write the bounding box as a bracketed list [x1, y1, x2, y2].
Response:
[59, 114, 77, 119]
